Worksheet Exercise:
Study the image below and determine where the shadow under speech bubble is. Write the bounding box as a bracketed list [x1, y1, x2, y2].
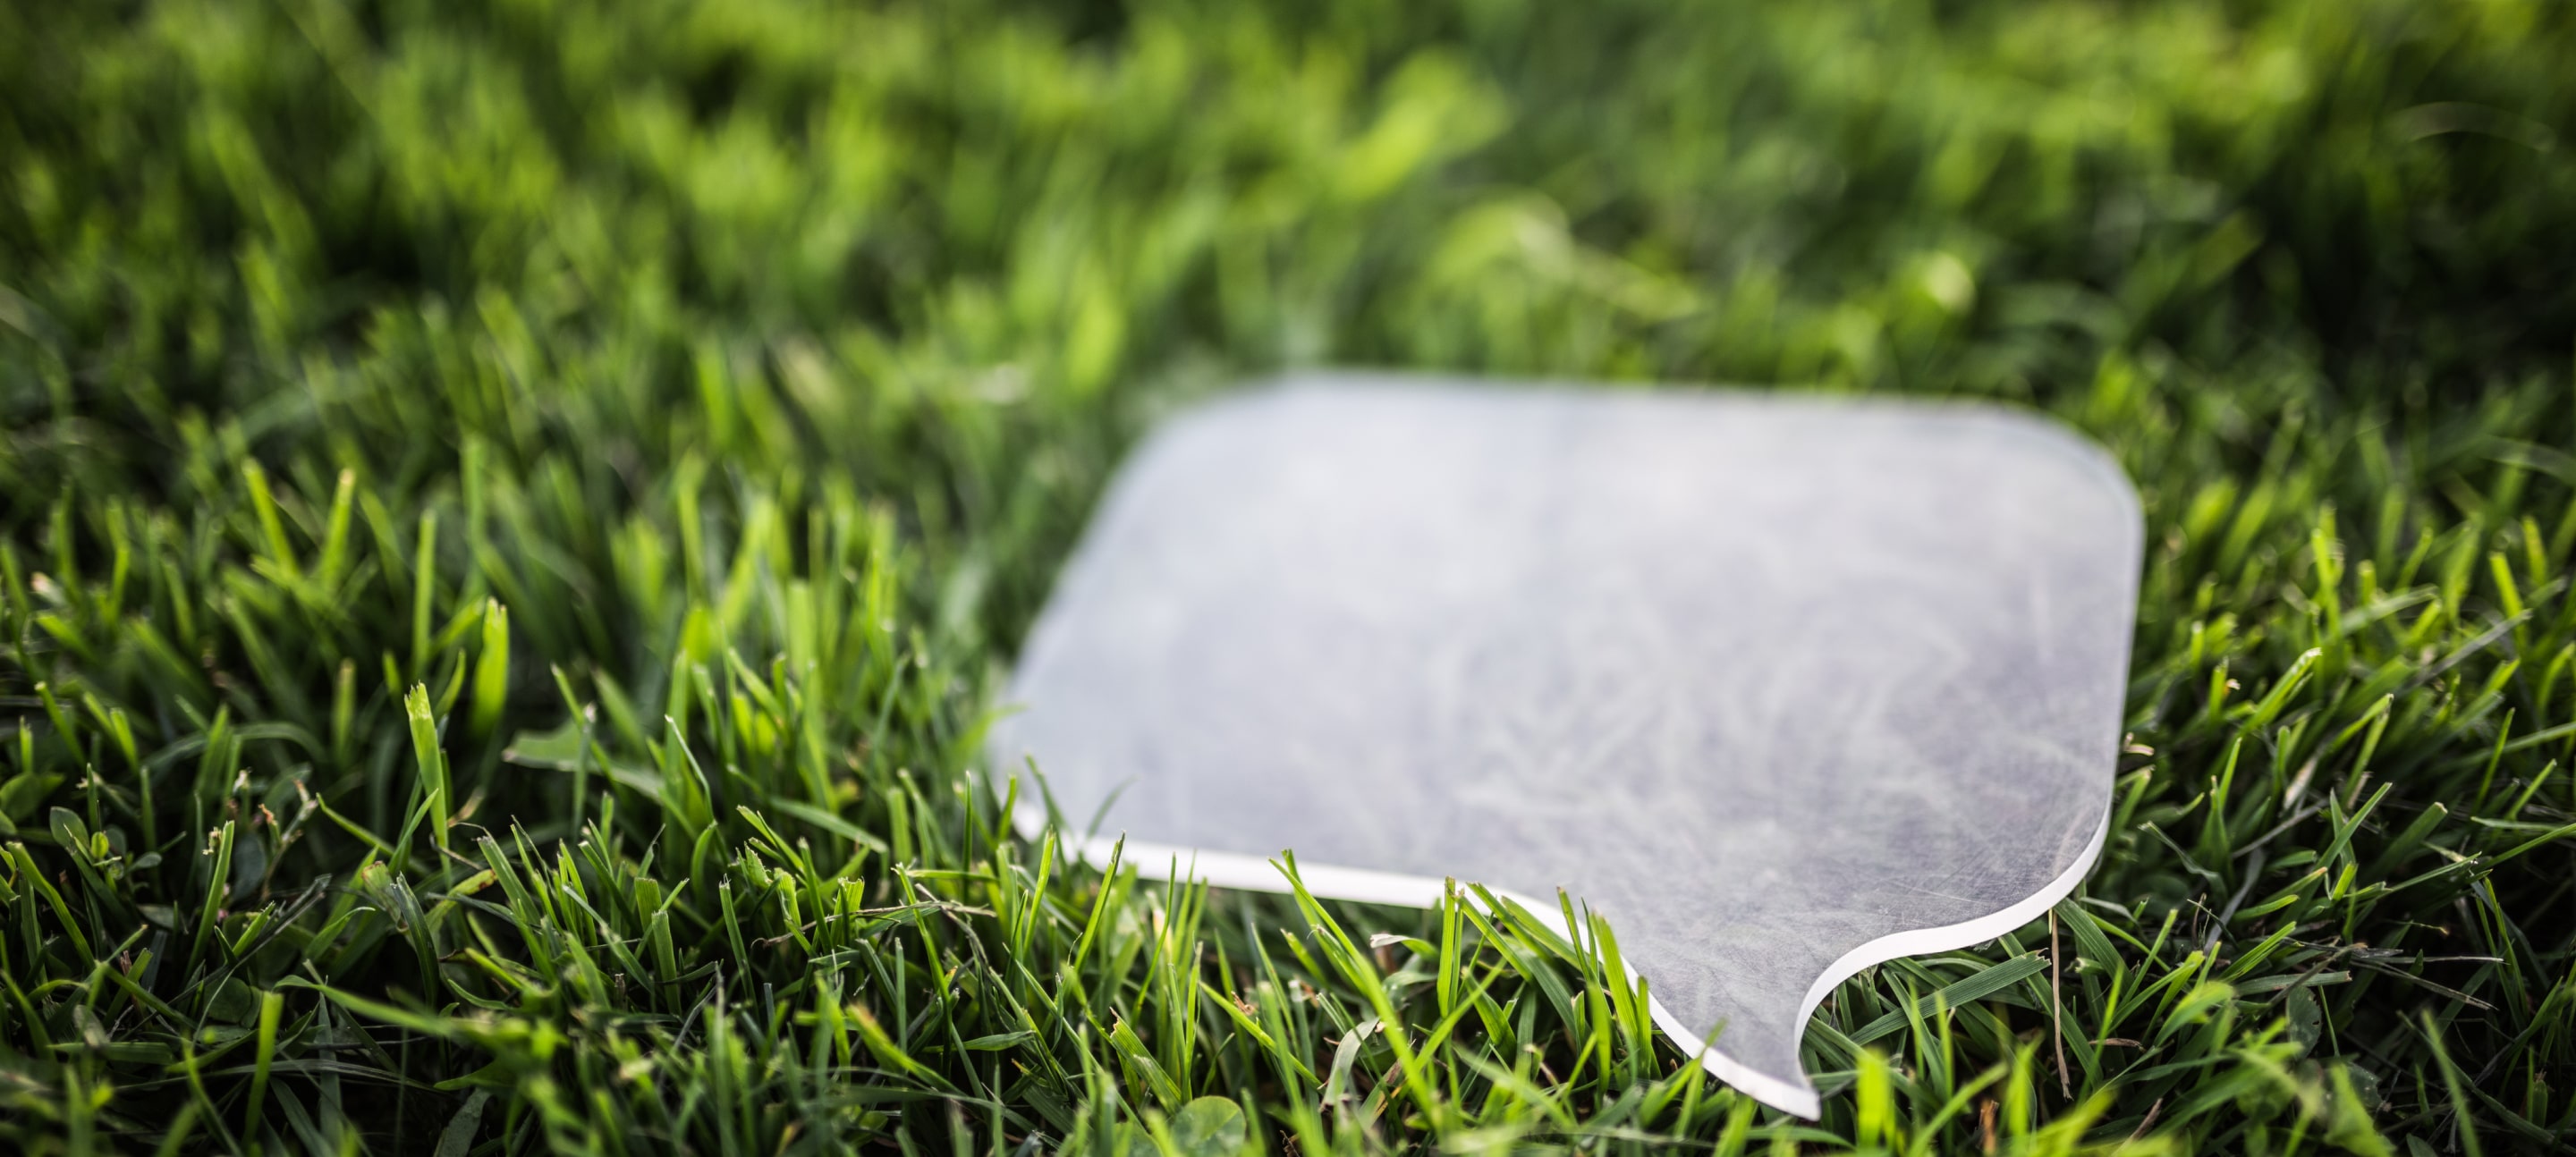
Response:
[989, 374, 2142, 1118]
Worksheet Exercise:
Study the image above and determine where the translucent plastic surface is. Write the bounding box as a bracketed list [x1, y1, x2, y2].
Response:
[991, 376, 2143, 1116]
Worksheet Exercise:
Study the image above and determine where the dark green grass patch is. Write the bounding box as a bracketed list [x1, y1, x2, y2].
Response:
[4, 1, 2575, 1153]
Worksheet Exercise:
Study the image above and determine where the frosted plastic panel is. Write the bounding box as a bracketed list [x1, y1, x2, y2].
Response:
[991, 375, 2142, 1116]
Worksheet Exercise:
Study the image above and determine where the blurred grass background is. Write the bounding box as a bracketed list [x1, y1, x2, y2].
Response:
[4, 1, 2575, 1154]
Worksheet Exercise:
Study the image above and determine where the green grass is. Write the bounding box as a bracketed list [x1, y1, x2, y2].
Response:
[4, 0, 2576, 1153]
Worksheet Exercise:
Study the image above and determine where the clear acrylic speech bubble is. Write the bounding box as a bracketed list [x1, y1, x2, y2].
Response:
[991, 375, 2141, 1117]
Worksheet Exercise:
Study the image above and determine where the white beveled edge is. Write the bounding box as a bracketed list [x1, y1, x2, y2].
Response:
[1010, 808, 2109, 1119]
[1788, 810, 2110, 1071]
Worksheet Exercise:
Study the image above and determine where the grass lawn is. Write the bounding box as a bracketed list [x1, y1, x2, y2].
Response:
[4, 0, 2575, 1153]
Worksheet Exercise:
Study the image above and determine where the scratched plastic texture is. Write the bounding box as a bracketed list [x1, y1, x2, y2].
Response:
[990, 375, 2142, 1114]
